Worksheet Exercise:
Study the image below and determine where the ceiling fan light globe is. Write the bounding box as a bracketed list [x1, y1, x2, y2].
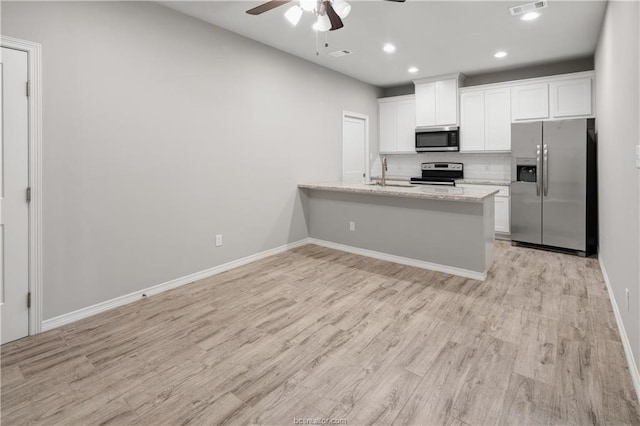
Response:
[313, 14, 332, 31]
[299, 0, 316, 12]
[333, 0, 351, 18]
[284, 5, 303, 25]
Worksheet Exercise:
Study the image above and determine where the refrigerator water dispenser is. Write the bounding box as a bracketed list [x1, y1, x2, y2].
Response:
[517, 165, 537, 183]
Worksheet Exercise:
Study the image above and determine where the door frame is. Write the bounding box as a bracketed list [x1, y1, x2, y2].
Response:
[342, 111, 370, 183]
[1, 36, 43, 335]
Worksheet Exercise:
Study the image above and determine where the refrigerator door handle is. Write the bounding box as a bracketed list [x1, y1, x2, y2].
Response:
[543, 144, 549, 196]
[536, 145, 541, 196]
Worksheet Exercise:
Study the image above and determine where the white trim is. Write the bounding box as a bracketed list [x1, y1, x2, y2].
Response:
[1, 36, 43, 335]
[599, 254, 640, 402]
[377, 94, 415, 103]
[307, 238, 487, 281]
[42, 239, 310, 331]
[41, 236, 488, 331]
[342, 110, 370, 183]
[459, 70, 595, 93]
[413, 72, 466, 86]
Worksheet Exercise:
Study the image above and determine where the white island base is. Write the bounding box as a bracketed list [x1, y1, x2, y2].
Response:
[299, 182, 498, 281]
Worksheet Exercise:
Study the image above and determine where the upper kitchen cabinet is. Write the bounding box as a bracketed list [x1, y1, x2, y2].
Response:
[460, 92, 485, 151]
[510, 71, 594, 122]
[378, 95, 416, 154]
[485, 89, 511, 151]
[460, 87, 511, 152]
[550, 77, 593, 118]
[511, 83, 549, 121]
[414, 74, 464, 128]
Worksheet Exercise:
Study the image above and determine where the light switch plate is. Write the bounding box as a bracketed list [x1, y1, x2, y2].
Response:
[636, 145, 640, 169]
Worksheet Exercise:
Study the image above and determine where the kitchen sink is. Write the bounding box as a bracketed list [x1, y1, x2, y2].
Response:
[365, 182, 416, 188]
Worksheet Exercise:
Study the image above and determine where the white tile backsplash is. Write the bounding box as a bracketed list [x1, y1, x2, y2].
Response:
[372, 152, 511, 180]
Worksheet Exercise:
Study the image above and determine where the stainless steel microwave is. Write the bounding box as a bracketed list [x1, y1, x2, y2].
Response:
[415, 126, 460, 152]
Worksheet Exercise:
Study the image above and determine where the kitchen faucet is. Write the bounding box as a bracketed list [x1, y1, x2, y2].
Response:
[381, 156, 388, 187]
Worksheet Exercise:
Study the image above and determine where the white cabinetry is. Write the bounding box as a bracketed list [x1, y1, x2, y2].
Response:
[460, 88, 511, 152]
[460, 92, 485, 151]
[484, 89, 511, 151]
[414, 74, 462, 128]
[457, 184, 510, 234]
[415, 83, 436, 127]
[510, 72, 594, 122]
[378, 95, 416, 154]
[550, 77, 593, 118]
[511, 84, 549, 121]
[494, 196, 510, 234]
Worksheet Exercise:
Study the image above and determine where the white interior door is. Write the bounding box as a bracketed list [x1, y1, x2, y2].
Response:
[342, 114, 367, 183]
[1, 47, 30, 344]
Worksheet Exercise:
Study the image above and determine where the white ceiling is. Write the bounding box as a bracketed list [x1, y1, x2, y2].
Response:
[163, 0, 607, 87]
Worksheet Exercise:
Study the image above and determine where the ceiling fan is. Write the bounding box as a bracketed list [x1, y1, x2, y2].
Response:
[246, 0, 405, 32]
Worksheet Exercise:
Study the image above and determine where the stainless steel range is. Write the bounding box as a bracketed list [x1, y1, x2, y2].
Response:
[410, 162, 463, 186]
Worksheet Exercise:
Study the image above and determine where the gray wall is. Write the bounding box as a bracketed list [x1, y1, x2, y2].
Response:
[594, 1, 640, 371]
[380, 57, 594, 97]
[304, 190, 494, 274]
[462, 57, 594, 87]
[1, 1, 381, 319]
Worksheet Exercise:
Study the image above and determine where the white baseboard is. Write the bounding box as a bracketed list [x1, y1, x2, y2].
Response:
[41, 239, 310, 332]
[599, 254, 640, 401]
[41, 237, 486, 332]
[307, 238, 487, 281]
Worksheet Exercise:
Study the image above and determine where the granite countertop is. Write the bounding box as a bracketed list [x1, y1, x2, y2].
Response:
[370, 176, 510, 186]
[298, 182, 499, 203]
[455, 178, 511, 186]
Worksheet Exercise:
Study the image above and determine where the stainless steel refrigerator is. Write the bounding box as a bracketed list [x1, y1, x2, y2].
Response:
[511, 118, 597, 256]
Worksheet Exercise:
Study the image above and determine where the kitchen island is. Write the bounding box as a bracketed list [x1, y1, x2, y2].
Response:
[298, 182, 499, 280]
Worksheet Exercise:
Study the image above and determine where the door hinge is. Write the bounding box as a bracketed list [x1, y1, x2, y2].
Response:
[27, 292, 31, 309]
[26, 81, 31, 98]
[26, 187, 31, 203]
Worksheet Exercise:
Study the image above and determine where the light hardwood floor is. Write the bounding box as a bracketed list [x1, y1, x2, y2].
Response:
[2, 242, 639, 425]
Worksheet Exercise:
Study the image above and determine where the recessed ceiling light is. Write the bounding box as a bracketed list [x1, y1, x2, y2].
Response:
[383, 43, 396, 54]
[494, 51, 508, 58]
[521, 12, 540, 21]
[408, 67, 419, 73]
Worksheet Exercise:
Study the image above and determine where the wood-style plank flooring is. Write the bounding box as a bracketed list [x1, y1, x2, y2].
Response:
[2, 242, 639, 425]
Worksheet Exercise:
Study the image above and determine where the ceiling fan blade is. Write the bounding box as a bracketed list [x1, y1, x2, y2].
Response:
[246, 0, 291, 15]
[324, 1, 344, 31]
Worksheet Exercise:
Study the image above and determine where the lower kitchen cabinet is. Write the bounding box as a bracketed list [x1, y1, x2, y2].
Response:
[458, 184, 510, 234]
[494, 195, 510, 234]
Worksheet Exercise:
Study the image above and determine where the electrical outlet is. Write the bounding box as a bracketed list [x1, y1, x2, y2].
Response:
[626, 288, 630, 312]
[349, 221, 355, 231]
[215, 234, 223, 247]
